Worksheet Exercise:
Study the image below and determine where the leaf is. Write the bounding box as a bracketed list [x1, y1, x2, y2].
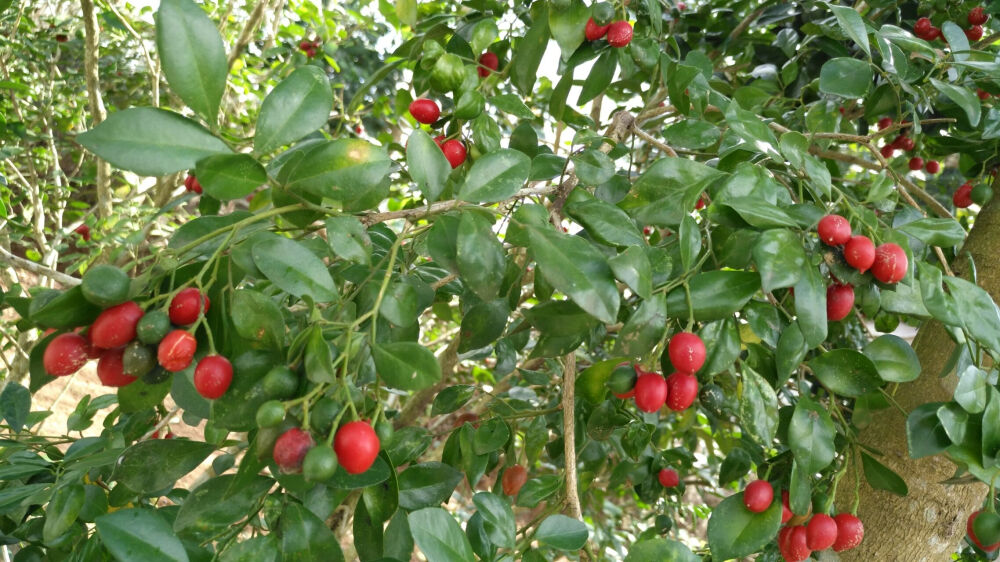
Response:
[279, 503, 345, 562]
[219, 537, 279, 562]
[577, 50, 617, 105]
[624, 538, 699, 562]
[43, 483, 86, 544]
[863, 335, 920, 383]
[931, 78, 981, 126]
[156, 0, 227, 121]
[776, 323, 808, 381]
[819, 57, 872, 98]
[0, 382, 30, 432]
[665, 271, 760, 322]
[678, 216, 700, 272]
[397, 462, 463, 511]
[211, 351, 280, 431]
[96, 508, 189, 562]
[721, 197, 797, 229]
[457, 149, 530, 203]
[707, 492, 782, 560]
[231, 289, 285, 350]
[173, 475, 273, 537]
[943, 277, 1000, 356]
[372, 342, 442, 391]
[305, 327, 336, 384]
[608, 246, 653, 299]
[254, 66, 333, 154]
[408, 507, 476, 562]
[572, 150, 615, 186]
[793, 265, 828, 347]
[808, 349, 882, 397]
[752, 229, 806, 292]
[431, 385, 476, 416]
[548, 2, 588, 61]
[407, 129, 452, 202]
[113, 440, 215, 494]
[280, 139, 391, 203]
[325, 216, 372, 265]
[906, 402, 951, 459]
[616, 294, 667, 358]
[528, 226, 620, 324]
[196, 154, 267, 200]
[535, 514, 589, 550]
[985, 388, 1000, 466]
[516, 475, 562, 508]
[491, 94, 535, 119]
[30, 285, 102, 329]
[118, 378, 172, 414]
[788, 397, 836, 473]
[473, 492, 515, 549]
[861, 452, 908, 496]
[512, 7, 549, 94]
[456, 211, 506, 301]
[77, 108, 230, 176]
[955, 365, 989, 414]
[829, 4, 871, 56]
[739, 367, 779, 445]
[473, 418, 510, 455]
[252, 236, 338, 303]
[564, 189, 644, 247]
[662, 119, 721, 150]
[898, 218, 966, 247]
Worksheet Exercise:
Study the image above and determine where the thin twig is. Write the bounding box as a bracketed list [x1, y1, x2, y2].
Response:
[632, 126, 678, 157]
[227, 0, 269, 68]
[562, 352, 582, 520]
[0, 246, 80, 286]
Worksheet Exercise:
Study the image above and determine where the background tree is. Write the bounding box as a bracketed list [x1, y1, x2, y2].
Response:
[2, 0, 1000, 561]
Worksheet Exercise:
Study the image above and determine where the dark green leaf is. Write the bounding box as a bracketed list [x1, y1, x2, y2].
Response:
[548, 2, 588, 61]
[624, 538, 699, 562]
[431, 386, 476, 416]
[114, 440, 215, 494]
[616, 294, 667, 358]
[325, 216, 372, 265]
[372, 342, 441, 391]
[608, 246, 653, 299]
[863, 335, 920, 383]
[407, 129, 452, 203]
[529, 226, 620, 324]
[788, 397, 836, 473]
[707, 492, 782, 560]
[156, 0, 226, 121]
[808, 349, 882, 397]
[196, 154, 267, 201]
[231, 289, 284, 350]
[279, 503, 345, 561]
[819, 57, 872, 98]
[665, 271, 760, 322]
[252, 236, 338, 302]
[456, 211, 506, 301]
[898, 218, 966, 247]
[96, 508, 189, 562]
[397, 462, 463, 511]
[564, 190, 644, 247]
[43, 483, 85, 544]
[955, 365, 989, 414]
[457, 149, 530, 203]
[0, 382, 30, 432]
[280, 139, 391, 203]
[173, 475, 273, 537]
[473, 418, 510, 455]
[408, 507, 476, 562]
[906, 402, 951, 459]
[860, 452, 908, 496]
[516, 475, 562, 508]
[535, 514, 588, 550]
[830, 4, 871, 56]
[571, 150, 615, 186]
[577, 50, 617, 105]
[752, 229, 806, 292]
[739, 367, 778, 444]
[793, 265, 828, 346]
[491, 94, 535, 119]
[931, 78, 981, 126]
[662, 119, 721, 150]
[473, 492, 515, 549]
[512, 8, 549, 94]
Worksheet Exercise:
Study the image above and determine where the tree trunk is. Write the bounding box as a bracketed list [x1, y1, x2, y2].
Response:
[841, 196, 1000, 561]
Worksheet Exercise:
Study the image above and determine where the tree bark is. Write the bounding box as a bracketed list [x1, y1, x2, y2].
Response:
[80, 0, 112, 220]
[841, 196, 1000, 561]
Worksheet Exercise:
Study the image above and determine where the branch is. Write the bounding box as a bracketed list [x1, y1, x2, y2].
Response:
[632, 126, 678, 157]
[80, 0, 112, 219]
[0, 246, 80, 287]
[227, 0, 269, 68]
[561, 352, 582, 520]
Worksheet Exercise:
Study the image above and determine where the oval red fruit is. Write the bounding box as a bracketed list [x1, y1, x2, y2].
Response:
[844, 235, 876, 273]
[193, 354, 233, 399]
[807, 513, 839, 550]
[665, 372, 698, 411]
[779, 525, 812, 562]
[408, 98, 440, 124]
[954, 183, 974, 208]
[478, 52, 499, 77]
[877, 117, 892, 130]
[832, 512, 865, 552]
[157, 329, 197, 372]
[584, 17, 611, 41]
[273, 427, 314, 472]
[898, 136, 915, 151]
[880, 144, 895, 159]
[658, 468, 679, 487]
[668, 332, 706, 374]
[914, 17, 932, 38]
[781, 490, 793, 524]
[817, 214, 851, 246]
[502, 465, 528, 496]
[89, 301, 144, 349]
[442, 139, 467, 168]
[925, 159, 940, 174]
[97, 347, 138, 387]
[826, 283, 855, 322]
[169, 287, 209, 326]
[969, 7, 989, 26]
[966, 25, 984, 41]
[871, 243, 908, 284]
[908, 157, 923, 171]
[43, 333, 90, 376]
[743, 480, 773, 513]
[968, 510, 1000, 552]
[633, 373, 668, 413]
[334, 420, 380, 474]
[606, 21, 633, 48]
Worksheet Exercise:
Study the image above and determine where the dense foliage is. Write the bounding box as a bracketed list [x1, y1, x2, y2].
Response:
[3, 0, 1000, 560]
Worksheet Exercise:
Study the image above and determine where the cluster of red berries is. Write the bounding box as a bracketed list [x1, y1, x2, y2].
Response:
[876, 118, 940, 173]
[297, 39, 322, 58]
[184, 173, 202, 194]
[273, 420, 379, 476]
[585, 19, 633, 47]
[953, 178, 995, 208]
[612, 332, 704, 414]
[408, 98, 467, 168]
[913, 17, 942, 40]
[914, 7, 989, 42]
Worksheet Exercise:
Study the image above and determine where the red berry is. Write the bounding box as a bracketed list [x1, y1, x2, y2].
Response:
[157, 329, 197, 372]
[978, 88, 991, 100]
[872, 243, 908, 284]
[298, 40, 311, 51]
[807, 513, 839, 550]
[970, 7, 989, 26]
[185, 175, 202, 194]
[606, 21, 633, 48]
[585, 18, 611, 41]
[502, 465, 528, 496]
[826, 283, 855, 321]
[658, 468, 679, 487]
[955, 182, 974, 208]
[743, 480, 773, 513]
[193, 355, 233, 399]
[914, 17, 932, 38]
[880, 144, 895, 159]
[89, 301, 144, 350]
[817, 214, 851, 246]
[433, 135, 446, 148]
[968, 510, 1000, 552]
[925, 160, 940, 174]
[334, 420, 380, 474]
[441, 139, 467, 168]
[273, 428, 314, 472]
[695, 195, 706, 210]
[96, 347, 138, 387]
[908, 156, 923, 171]
[74, 224, 91, 241]
[665, 372, 698, 411]
[927, 26, 942, 40]
[844, 235, 876, 273]
[633, 372, 668, 413]
[677, 2, 686, 10]
[832, 513, 865, 552]
[169, 288, 210, 326]
[408, 98, 440, 125]
[478, 52, 499, 77]
[781, 490, 793, 524]
[668, 332, 706, 374]
[42, 333, 90, 376]
[898, 136, 915, 151]
[877, 117, 892, 130]
[778, 525, 812, 562]
[967, 25, 985, 41]
[83, 333, 102, 359]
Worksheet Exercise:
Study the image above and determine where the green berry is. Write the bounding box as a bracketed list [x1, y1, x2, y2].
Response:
[256, 400, 286, 428]
[122, 341, 156, 378]
[81, 265, 131, 308]
[971, 183, 994, 206]
[302, 444, 339, 482]
[261, 366, 299, 399]
[136, 310, 171, 345]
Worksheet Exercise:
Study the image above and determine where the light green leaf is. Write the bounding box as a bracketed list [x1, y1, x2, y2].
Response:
[156, 0, 226, 121]
[255, 66, 333, 154]
[457, 149, 531, 203]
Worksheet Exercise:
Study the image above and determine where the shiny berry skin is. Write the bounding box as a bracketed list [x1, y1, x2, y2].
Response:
[832, 513, 865, 552]
[779, 525, 812, 562]
[193, 355, 233, 399]
[442, 139, 467, 168]
[807, 513, 839, 550]
[97, 347, 138, 387]
[742, 480, 773, 513]
[968, 510, 1000, 552]
[872, 243, 908, 284]
[877, 117, 892, 130]
[334, 420, 380, 474]
[970, 7, 989, 26]
[817, 214, 851, 246]
[43, 333, 90, 376]
[665, 372, 698, 411]
[633, 373, 668, 412]
[658, 468, 679, 488]
[502, 465, 528, 496]
[433, 135, 446, 148]
[908, 157, 924, 171]
[74, 224, 91, 241]
[677, 2, 686, 10]
[584, 17, 611, 41]
[184, 174, 202, 194]
[273, 428, 314, 473]
[408, 98, 440, 125]
[880, 144, 895, 159]
[967, 25, 984, 42]
[898, 136, 915, 151]
[89, 301, 144, 350]
[668, 332, 706, 374]
[827, 284, 855, 321]
[954, 182, 974, 208]
[914, 17, 932, 38]
[781, 496, 793, 523]
[927, 26, 942, 40]
[925, 159, 940, 174]
[157, 329, 197, 372]
[169, 288, 210, 326]
[844, 235, 876, 273]
[478, 52, 499, 77]
[606, 21, 633, 48]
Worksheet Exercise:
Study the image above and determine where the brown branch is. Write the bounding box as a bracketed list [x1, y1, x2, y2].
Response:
[80, 0, 112, 219]
[974, 31, 1000, 49]
[227, 0, 269, 68]
[0, 246, 80, 287]
[561, 352, 582, 520]
[632, 126, 678, 157]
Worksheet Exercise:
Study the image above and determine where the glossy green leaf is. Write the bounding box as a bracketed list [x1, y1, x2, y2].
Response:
[830, 4, 870, 56]
[173, 475, 273, 537]
[305, 327, 336, 384]
[96, 508, 189, 562]
[707, 492, 782, 560]
[721, 197, 797, 229]
[535, 514, 589, 550]
[43, 483, 85, 544]
[788, 397, 836, 473]
[577, 50, 617, 105]
[861, 452, 908, 496]
[473, 492, 515, 549]
[280, 139, 391, 203]
[325, 216, 372, 265]
[564, 189, 644, 247]
[776, 322, 808, 381]
[906, 402, 951, 459]
[255, 66, 333, 154]
[113, 440, 215, 494]
[512, 7, 549, 94]
[456, 211, 505, 301]
[665, 271, 760, 322]
[739, 367, 778, 444]
[528, 226, 620, 324]
[372, 342, 441, 391]
[473, 418, 510, 455]
[219, 537, 279, 562]
[624, 538, 699, 562]
[156, 0, 226, 121]
[516, 475, 562, 508]
[196, 154, 266, 201]
[819, 57, 872, 98]
[752, 229, 805, 292]
[252, 236, 338, 302]
[898, 218, 966, 247]
[548, 2, 588, 61]
[608, 245, 653, 299]
[397, 462, 463, 511]
[616, 294, 667, 358]
[863, 334, 920, 383]
[572, 149, 615, 186]
[931, 78, 981, 126]
[408, 507, 476, 562]
[794, 265, 828, 347]
[808, 349, 882, 397]
[457, 149, 530, 203]
[431, 385, 476, 416]
[0, 381, 31, 432]
[279, 503, 345, 561]
[663, 119, 721, 150]
[955, 365, 989, 414]
[491, 94, 535, 119]
[407, 129, 452, 203]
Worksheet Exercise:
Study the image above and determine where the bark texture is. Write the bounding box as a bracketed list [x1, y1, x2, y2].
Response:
[841, 196, 1000, 561]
